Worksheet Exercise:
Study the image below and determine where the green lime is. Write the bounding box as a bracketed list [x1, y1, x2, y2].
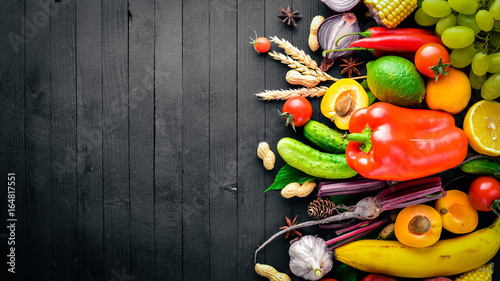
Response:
[366, 56, 426, 107]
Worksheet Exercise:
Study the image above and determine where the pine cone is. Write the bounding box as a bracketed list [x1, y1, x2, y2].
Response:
[307, 197, 337, 219]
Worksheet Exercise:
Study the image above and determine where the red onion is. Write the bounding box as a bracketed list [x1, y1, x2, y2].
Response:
[317, 13, 361, 71]
[322, 0, 363, 13]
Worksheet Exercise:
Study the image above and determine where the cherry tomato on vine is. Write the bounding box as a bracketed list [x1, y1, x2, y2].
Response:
[280, 96, 312, 131]
[468, 176, 500, 212]
[415, 43, 451, 82]
[250, 31, 271, 53]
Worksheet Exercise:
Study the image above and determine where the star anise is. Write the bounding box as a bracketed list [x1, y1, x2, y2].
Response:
[279, 215, 302, 239]
[278, 6, 302, 27]
[339, 56, 363, 78]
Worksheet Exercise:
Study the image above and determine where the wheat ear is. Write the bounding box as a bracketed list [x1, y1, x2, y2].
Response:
[268, 51, 336, 82]
[271, 36, 318, 70]
[255, 86, 329, 101]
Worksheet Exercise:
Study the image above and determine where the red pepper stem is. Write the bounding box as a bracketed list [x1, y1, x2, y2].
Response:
[322, 47, 374, 57]
[346, 125, 372, 153]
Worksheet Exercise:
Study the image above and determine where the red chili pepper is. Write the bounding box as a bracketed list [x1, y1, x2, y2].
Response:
[345, 103, 469, 181]
[349, 34, 443, 53]
[361, 27, 436, 37]
[335, 27, 435, 46]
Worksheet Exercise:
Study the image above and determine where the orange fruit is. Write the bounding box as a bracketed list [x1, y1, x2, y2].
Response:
[434, 189, 478, 234]
[320, 79, 368, 130]
[463, 100, 500, 156]
[425, 67, 471, 115]
[394, 204, 442, 248]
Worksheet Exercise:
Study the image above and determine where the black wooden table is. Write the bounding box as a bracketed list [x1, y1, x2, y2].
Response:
[1, 1, 499, 280]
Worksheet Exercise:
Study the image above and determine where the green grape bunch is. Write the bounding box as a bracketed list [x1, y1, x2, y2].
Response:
[415, 0, 500, 99]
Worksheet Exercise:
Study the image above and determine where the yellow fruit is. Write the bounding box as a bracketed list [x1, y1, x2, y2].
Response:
[425, 67, 471, 115]
[320, 79, 369, 130]
[463, 100, 500, 156]
[334, 216, 500, 278]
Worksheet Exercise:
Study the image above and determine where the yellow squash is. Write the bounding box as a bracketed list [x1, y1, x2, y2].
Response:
[334, 216, 500, 278]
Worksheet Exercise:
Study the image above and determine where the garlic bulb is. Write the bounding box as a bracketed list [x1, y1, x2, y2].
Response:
[288, 235, 333, 280]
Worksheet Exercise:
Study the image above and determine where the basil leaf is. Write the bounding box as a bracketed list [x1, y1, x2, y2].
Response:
[335, 263, 358, 281]
[264, 164, 316, 193]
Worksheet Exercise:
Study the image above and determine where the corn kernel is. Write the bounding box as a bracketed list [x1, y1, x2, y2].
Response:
[455, 262, 494, 281]
[364, 0, 417, 28]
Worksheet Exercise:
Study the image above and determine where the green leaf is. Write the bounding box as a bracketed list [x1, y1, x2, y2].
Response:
[264, 164, 316, 193]
[335, 263, 358, 281]
[360, 79, 376, 105]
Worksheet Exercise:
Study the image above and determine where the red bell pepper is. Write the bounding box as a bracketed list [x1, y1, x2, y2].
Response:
[345, 103, 469, 181]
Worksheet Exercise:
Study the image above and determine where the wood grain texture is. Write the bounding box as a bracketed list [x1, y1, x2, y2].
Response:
[0, 1, 27, 280]
[50, 1, 78, 279]
[153, 0, 183, 280]
[181, 0, 210, 280]
[101, 0, 131, 279]
[209, 0, 238, 280]
[128, 0, 155, 279]
[76, 0, 105, 280]
[24, 0, 53, 279]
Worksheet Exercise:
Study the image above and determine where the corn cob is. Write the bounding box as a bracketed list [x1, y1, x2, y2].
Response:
[364, 0, 418, 29]
[455, 262, 494, 281]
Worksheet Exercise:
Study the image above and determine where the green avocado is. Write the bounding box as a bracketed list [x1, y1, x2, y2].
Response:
[366, 56, 426, 107]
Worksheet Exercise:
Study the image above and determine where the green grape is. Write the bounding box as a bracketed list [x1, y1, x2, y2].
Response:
[422, 0, 452, 18]
[414, 8, 441, 26]
[448, 0, 478, 15]
[457, 13, 482, 34]
[487, 53, 500, 73]
[476, 10, 495, 31]
[491, 0, 500, 20]
[494, 20, 500, 31]
[450, 44, 477, 67]
[436, 14, 457, 35]
[481, 73, 500, 100]
[441, 26, 475, 49]
[469, 71, 488, 90]
[472, 52, 490, 76]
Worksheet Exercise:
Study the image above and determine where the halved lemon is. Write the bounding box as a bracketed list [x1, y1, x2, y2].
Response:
[463, 100, 500, 156]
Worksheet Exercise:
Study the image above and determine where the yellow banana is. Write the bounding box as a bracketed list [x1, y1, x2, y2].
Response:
[334, 216, 500, 278]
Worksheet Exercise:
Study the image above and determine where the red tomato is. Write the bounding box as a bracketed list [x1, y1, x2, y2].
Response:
[250, 31, 271, 53]
[281, 96, 312, 130]
[414, 43, 451, 81]
[468, 176, 500, 212]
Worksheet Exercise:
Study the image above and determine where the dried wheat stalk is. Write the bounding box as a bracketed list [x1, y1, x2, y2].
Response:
[255, 86, 329, 101]
[271, 36, 319, 70]
[268, 51, 336, 82]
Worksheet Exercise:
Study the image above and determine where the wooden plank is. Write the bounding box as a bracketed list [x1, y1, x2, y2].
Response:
[182, 0, 211, 279]
[153, 0, 183, 279]
[101, 0, 131, 278]
[262, 0, 295, 274]
[0, 0, 26, 279]
[128, 0, 155, 280]
[76, 0, 105, 279]
[236, 0, 268, 279]
[24, 0, 53, 279]
[49, 1, 78, 279]
[208, 0, 238, 280]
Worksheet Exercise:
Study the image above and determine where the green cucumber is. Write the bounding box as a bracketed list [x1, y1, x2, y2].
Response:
[277, 137, 357, 179]
[303, 120, 348, 154]
[460, 157, 500, 178]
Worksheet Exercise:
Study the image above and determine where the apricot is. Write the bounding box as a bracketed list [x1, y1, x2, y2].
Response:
[434, 189, 478, 234]
[394, 204, 442, 248]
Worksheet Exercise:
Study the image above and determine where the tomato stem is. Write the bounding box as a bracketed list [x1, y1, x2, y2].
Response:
[491, 199, 500, 217]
